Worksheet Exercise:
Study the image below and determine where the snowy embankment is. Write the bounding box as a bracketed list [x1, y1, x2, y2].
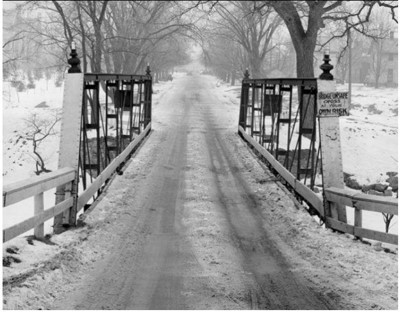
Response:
[337, 83, 398, 236]
[3, 79, 63, 237]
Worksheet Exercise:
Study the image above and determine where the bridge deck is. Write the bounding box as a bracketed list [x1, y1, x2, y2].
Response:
[6, 71, 396, 310]
[50, 72, 334, 309]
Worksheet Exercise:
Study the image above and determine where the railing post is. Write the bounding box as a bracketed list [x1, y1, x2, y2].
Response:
[318, 52, 347, 224]
[144, 64, 152, 130]
[354, 202, 362, 239]
[238, 69, 250, 131]
[54, 42, 84, 234]
[34, 192, 44, 239]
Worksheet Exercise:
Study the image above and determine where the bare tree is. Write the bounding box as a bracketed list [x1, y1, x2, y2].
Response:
[365, 8, 397, 88]
[202, 1, 281, 78]
[255, 1, 398, 78]
[382, 213, 394, 233]
[23, 112, 61, 175]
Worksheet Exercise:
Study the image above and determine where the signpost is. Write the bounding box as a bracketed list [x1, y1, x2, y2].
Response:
[318, 54, 348, 223]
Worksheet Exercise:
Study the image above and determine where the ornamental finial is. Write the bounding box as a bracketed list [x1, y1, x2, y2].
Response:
[244, 68, 250, 79]
[67, 41, 81, 73]
[319, 52, 334, 80]
[146, 63, 151, 76]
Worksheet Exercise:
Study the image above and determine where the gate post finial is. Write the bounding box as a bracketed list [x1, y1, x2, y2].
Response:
[146, 63, 151, 76]
[319, 51, 333, 80]
[68, 41, 82, 73]
[244, 68, 250, 79]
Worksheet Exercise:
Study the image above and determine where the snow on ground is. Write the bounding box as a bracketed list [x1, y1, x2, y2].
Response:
[337, 83, 398, 236]
[337, 83, 398, 185]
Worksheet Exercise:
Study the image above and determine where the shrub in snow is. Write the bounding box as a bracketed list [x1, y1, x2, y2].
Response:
[11, 80, 26, 92]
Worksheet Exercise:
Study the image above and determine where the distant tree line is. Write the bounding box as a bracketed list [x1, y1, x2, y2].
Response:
[3, 1, 197, 80]
[3, 1, 397, 85]
[196, 0, 397, 83]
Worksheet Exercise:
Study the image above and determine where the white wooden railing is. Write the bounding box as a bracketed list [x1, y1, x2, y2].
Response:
[325, 187, 398, 245]
[239, 125, 398, 245]
[3, 167, 76, 242]
[3, 123, 151, 243]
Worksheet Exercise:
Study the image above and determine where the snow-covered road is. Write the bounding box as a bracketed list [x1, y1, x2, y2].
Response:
[3, 72, 397, 310]
[49, 73, 333, 309]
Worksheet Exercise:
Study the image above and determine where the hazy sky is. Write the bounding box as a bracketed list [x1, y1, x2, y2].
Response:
[3, 1, 18, 11]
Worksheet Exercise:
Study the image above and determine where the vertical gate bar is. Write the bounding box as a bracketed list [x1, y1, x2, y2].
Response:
[258, 85, 263, 144]
[139, 82, 143, 134]
[129, 78, 134, 140]
[251, 83, 255, 136]
[240, 69, 250, 131]
[297, 85, 304, 181]
[105, 80, 110, 165]
[268, 84, 276, 152]
[95, 80, 101, 178]
[260, 83, 265, 145]
[144, 65, 152, 130]
[239, 79, 246, 129]
[275, 81, 283, 159]
[116, 80, 120, 154]
[285, 86, 293, 168]
[309, 93, 317, 187]
[119, 81, 124, 150]
[82, 90, 87, 190]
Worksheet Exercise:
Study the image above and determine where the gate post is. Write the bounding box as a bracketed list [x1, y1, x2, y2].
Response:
[318, 53, 347, 223]
[144, 64, 152, 130]
[54, 43, 84, 234]
[238, 69, 250, 131]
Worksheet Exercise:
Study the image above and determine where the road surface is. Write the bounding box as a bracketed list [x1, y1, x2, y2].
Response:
[48, 72, 339, 310]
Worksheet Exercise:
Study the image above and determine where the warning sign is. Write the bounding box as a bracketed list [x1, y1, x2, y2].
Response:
[317, 92, 350, 117]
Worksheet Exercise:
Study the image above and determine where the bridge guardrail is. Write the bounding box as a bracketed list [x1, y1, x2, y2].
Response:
[2, 122, 151, 243]
[325, 187, 398, 245]
[3, 167, 76, 242]
[238, 125, 324, 217]
[77, 122, 151, 212]
[238, 61, 398, 245]
[3, 45, 153, 241]
[238, 72, 323, 216]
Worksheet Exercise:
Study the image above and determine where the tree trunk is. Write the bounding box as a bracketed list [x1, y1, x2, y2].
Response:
[231, 70, 236, 86]
[271, 2, 324, 79]
[293, 39, 316, 78]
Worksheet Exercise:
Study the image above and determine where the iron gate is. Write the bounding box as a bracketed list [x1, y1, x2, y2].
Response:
[239, 77, 321, 190]
[80, 71, 152, 192]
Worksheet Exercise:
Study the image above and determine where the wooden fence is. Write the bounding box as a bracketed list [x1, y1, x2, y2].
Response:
[3, 168, 76, 242]
[2, 123, 151, 243]
[325, 187, 398, 245]
[239, 125, 398, 245]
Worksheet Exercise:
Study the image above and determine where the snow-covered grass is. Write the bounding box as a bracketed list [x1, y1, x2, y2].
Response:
[337, 83, 398, 236]
[3, 78, 64, 236]
[337, 83, 398, 185]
